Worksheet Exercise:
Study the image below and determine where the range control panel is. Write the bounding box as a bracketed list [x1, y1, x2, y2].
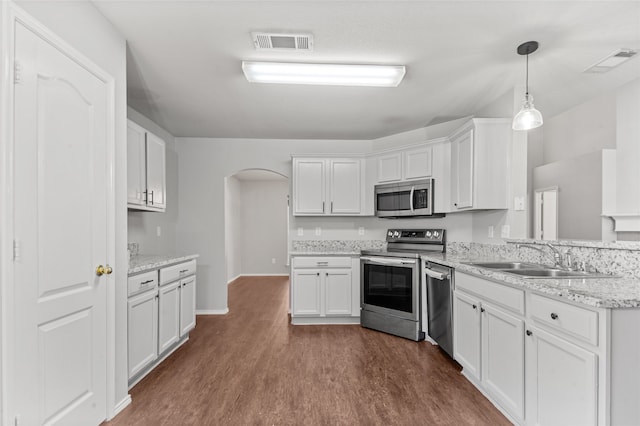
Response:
[385, 228, 445, 244]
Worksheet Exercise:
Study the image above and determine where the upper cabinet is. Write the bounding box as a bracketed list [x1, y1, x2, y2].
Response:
[376, 145, 433, 183]
[127, 120, 166, 212]
[449, 119, 511, 211]
[293, 157, 366, 216]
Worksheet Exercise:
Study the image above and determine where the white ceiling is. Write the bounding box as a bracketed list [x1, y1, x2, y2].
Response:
[93, 0, 640, 140]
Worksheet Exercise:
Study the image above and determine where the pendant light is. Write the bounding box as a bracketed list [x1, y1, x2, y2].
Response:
[513, 41, 543, 131]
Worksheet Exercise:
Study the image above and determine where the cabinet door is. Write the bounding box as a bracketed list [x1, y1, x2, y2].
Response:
[127, 120, 147, 206]
[324, 269, 352, 316]
[292, 270, 322, 316]
[526, 327, 598, 426]
[158, 281, 180, 354]
[452, 129, 474, 209]
[329, 159, 361, 214]
[453, 291, 481, 380]
[404, 146, 432, 180]
[127, 289, 158, 379]
[179, 276, 196, 337]
[145, 131, 166, 210]
[293, 159, 326, 215]
[481, 303, 525, 421]
[377, 152, 402, 183]
[431, 141, 451, 213]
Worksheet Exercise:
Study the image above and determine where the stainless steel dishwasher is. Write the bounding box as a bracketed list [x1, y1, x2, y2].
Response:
[424, 261, 454, 358]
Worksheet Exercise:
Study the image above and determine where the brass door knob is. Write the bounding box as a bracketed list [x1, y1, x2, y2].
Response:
[105, 265, 113, 275]
[96, 265, 106, 276]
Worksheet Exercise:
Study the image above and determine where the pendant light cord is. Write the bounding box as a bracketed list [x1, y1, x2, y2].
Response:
[525, 53, 529, 96]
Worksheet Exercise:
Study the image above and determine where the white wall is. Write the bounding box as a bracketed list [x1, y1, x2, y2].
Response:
[127, 107, 179, 254]
[224, 176, 243, 282]
[240, 179, 289, 275]
[615, 78, 640, 214]
[10, 0, 129, 418]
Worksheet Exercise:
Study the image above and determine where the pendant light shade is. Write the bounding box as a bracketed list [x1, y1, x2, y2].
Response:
[513, 41, 543, 131]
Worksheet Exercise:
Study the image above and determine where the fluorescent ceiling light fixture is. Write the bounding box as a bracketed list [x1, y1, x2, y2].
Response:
[241, 61, 406, 87]
[584, 48, 638, 73]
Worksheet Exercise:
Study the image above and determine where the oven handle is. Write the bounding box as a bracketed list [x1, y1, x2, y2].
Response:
[424, 268, 449, 281]
[361, 256, 416, 266]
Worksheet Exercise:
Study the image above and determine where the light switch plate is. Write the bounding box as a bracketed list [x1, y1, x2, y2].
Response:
[514, 196, 525, 211]
[156, 226, 161, 237]
[297, 227, 303, 236]
[358, 227, 365, 236]
[488, 226, 494, 239]
[315, 227, 322, 236]
[501, 225, 510, 238]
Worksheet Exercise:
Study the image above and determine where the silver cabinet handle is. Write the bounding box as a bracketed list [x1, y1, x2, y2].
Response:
[180, 269, 189, 273]
[141, 279, 154, 285]
[424, 268, 448, 280]
[361, 256, 416, 265]
[150, 190, 154, 205]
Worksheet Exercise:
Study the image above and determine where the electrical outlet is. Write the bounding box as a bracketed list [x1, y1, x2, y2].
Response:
[297, 227, 303, 236]
[488, 226, 494, 238]
[271, 258, 276, 264]
[156, 226, 161, 237]
[315, 227, 322, 236]
[358, 227, 365, 236]
[514, 196, 525, 211]
[501, 225, 510, 238]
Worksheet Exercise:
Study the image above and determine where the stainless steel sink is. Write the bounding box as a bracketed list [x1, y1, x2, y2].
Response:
[466, 261, 545, 270]
[501, 269, 612, 279]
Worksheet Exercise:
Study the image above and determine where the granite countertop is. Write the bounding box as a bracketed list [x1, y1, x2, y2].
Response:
[129, 254, 200, 274]
[421, 253, 640, 309]
[290, 250, 362, 256]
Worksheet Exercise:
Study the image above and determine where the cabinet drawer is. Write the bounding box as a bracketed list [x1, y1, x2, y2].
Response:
[292, 257, 352, 269]
[456, 272, 525, 315]
[529, 294, 599, 346]
[128, 270, 158, 297]
[159, 260, 197, 285]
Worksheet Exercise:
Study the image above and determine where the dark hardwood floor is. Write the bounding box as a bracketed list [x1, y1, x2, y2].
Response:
[108, 276, 510, 425]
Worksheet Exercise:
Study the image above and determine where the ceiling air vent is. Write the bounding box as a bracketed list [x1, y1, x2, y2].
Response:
[584, 48, 638, 73]
[251, 32, 314, 51]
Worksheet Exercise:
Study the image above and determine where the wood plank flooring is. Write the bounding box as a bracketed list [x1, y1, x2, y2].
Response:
[107, 276, 510, 425]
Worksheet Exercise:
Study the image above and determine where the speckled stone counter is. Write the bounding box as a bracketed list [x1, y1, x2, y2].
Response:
[291, 239, 385, 257]
[422, 252, 640, 309]
[128, 254, 200, 275]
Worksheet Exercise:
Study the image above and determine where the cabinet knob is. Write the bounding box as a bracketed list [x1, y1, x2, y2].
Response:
[316, 272, 320, 276]
[550, 313, 559, 320]
[526, 330, 533, 336]
[472, 304, 477, 310]
[480, 307, 485, 313]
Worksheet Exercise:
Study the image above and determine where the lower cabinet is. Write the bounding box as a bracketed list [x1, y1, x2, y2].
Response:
[179, 275, 197, 336]
[453, 288, 524, 421]
[158, 280, 181, 354]
[290, 256, 359, 324]
[454, 270, 605, 425]
[127, 289, 158, 379]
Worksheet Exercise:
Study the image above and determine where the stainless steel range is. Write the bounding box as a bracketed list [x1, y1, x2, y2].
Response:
[360, 229, 445, 341]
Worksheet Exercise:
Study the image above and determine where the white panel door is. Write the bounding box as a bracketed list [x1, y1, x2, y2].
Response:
[13, 22, 110, 425]
[126, 120, 146, 206]
[526, 327, 598, 426]
[293, 159, 325, 215]
[145, 132, 166, 210]
[453, 291, 481, 380]
[158, 281, 181, 354]
[292, 270, 322, 316]
[404, 146, 432, 180]
[481, 304, 525, 421]
[377, 152, 402, 183]
[324, 269, 352, 316]
[329, 159, 361, 214]
[127, 290, 158, 379]
[179, 276, 197, 337]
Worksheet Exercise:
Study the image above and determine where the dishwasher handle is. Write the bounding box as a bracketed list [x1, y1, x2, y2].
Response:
[424, 267, 449, 281]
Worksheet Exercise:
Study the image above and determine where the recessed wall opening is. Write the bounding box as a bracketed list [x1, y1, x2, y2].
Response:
[224, 169, 289, 287]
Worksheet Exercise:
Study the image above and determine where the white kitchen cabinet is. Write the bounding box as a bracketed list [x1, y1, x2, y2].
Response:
[375, 145, 433, 183]
[158, 280, 181, 354]
[127, 289, 158, 380]
[290, 257, 359, 324]
[453, 291, 481, 379]
[449, 119, 510, 211]
[292, 157, 365, 216]
[127, 119, 166, 211]
[526, 326, 597, 426]
[179, 275, 197, 337]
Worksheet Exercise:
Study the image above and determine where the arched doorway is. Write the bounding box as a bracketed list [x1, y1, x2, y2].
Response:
[224, 169, 289, 284]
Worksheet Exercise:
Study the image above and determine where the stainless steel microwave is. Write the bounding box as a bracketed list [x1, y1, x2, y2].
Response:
[374, 178, 442, 218]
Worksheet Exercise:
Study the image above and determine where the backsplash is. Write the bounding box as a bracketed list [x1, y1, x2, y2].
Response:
[292, 239, 385, 253]
[461, 240, 640, 279]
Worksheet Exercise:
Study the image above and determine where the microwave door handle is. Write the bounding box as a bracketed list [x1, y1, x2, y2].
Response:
[410, 186, 415, 212]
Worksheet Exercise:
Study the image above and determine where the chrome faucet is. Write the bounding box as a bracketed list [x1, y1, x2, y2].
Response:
[516, 243, 564, 268]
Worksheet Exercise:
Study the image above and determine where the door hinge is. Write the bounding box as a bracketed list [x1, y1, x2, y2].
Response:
[14, 61, 22, 85]
[13, 240, 20, 261]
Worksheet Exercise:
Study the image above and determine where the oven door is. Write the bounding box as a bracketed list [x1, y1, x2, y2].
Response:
[360, 256, 419, 321]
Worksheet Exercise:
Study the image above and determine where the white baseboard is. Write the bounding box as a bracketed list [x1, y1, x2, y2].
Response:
[196, 308, 229, 315]
[109, 394, 132, 420]
[227, 274, 241, 285]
